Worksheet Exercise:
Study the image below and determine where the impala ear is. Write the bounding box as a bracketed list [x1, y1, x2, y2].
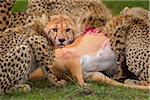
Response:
[101, 38, 110, 49]
[96, 38, 109, 56]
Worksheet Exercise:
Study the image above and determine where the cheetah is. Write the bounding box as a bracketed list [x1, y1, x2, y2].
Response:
[0, 15, 65, 95]
[27, 0, 112, 32]
[103, 7, 150, 86]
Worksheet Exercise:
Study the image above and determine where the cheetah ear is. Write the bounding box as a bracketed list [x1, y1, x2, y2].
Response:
[120, 7, 130, 15]
[38, 14, 49, 26]
[31, 14, 49, 35]
[34, 14, 49, 27]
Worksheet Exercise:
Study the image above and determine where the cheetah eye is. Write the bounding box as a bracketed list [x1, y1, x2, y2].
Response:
[98, 18, 105, 23]
[52, 28, 57, 32]
[89, 16, 93, 21]
[82, 19, 86, 23]
[66, 28, 71, 32]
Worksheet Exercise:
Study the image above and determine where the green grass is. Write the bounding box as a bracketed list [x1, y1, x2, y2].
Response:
[0, 80, 149, 100]
[103, 0, 149, 15]
[12, 0, 28, 12]
[3, 0, 149, 100]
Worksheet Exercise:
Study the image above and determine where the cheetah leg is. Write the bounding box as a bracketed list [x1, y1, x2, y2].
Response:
[28, 36, 66, 87]
[47, 69, 67, 87]
[5, 84, 31, 94]
[40, 65, 67, 87]
[85, 72, 150, 90]
[1, 44, 33, 94]
[109, 25, 130, 81]
[112, 52, 127, 81]
[124, 79, 150, 86]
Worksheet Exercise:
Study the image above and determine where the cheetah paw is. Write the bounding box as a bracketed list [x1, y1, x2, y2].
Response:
[18, 84, 31, 93]
[47, 73, 67, 87]
[56, 79, 67, 87]
[5, 84, 31, 94]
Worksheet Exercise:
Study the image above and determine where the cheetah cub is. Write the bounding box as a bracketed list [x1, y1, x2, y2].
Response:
[104, 7, 149, 86]
[0, 15, 65, 95]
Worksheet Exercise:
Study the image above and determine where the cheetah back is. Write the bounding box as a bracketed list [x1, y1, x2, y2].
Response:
[105, 14, 150, 83]
[125, 17, 150, 82]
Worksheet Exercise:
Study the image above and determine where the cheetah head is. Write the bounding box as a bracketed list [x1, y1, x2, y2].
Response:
[44, 15, 79, 48]
[120, 7, 149, 19]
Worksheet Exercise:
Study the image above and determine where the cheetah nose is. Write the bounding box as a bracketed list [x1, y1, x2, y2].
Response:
[58, 38, 65, 43]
